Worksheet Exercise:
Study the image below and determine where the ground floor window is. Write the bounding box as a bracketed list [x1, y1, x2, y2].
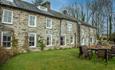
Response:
[29, 33, 36, 48]
[70, 36, 74, 44]
[1, 32, 12, 47]
[47, 34, 52, 46]
[81, 38, 85, 45]
[60, 36, 66, 45]
[91, 37, 95, 44]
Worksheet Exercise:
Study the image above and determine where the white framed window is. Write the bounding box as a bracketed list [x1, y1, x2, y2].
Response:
[67, 22, 72, 32]
[28, 33, 37, 48]
[70, 36, 74, 44]
[2, 9, 13, 24]
[60, 35, 66, 46]
[81, 29, 85, 35]
[61, 25, 65, 34]
[46, 34, 52, 46]
[1, 32, 12, 48]
[28, 15, 37, 27]
[81, 38, 85, 45]
[46, 18, 52, 29]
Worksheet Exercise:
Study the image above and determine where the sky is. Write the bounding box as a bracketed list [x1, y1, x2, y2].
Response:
[25, 0, 86, 11]
[50, 0, 86, 11]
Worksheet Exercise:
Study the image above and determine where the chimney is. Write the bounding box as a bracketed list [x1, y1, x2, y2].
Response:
[41, 1, 51, 11]
[63, 10, 68, 15]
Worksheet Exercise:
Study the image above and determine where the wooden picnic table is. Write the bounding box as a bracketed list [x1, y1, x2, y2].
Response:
[88, 46, 111, 63]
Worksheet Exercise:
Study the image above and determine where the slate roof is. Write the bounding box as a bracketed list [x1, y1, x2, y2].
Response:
[0, 0, 77, 22]
[79, 21, 96, 29]
[0, 0, 96, 29]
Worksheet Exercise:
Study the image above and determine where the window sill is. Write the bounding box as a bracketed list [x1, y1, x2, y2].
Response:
[46, 27, 52, 29]
[46, 45, 52, 47]
[3, 47, 12, 49]
[28, 26, 37, 28]
[2, 22, 13, 24]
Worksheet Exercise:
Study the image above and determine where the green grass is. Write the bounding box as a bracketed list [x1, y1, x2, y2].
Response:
[0, 48, 115, 70]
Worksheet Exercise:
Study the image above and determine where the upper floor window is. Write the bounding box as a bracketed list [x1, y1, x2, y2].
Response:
[46, 18, 52, 29]
[2, 9, 13, 24]
[81, 29, 85, 35]
[28, 15, 37, 27]
[67, 22, 72, 32]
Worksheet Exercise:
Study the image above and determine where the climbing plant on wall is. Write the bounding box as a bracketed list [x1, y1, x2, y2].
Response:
[37, 36, 45, 51]
[12, 31, 19, 56]
[23, 32, 29, 51]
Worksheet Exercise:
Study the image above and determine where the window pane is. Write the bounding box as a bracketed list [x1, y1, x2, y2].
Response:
[29, 16, 36, 26]
[8, 16, 12, 22]
[67, 22, 72, 32]
[47, 35, 52, 45]
[2, 32, 12, 47]
[3, 42, 7, 47]
[7, 42, 11, 47]
[3, 10, 12, 23]
[31, 42, 34, 46]
[60, 36, 65, 45]
[7, 36, 11, 41]
[30, 36, 34, 41]
[29, 33, 36, 47]
[3, 36, 7, 41]
[46, 18, 52, 28]
[47, 37, 49, 45]
[29, 42, 32, 46]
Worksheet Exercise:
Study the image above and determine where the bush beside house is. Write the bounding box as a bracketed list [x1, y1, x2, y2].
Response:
[37, 37, 45, 51]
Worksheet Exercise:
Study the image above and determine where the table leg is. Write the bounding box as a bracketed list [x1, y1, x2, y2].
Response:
[105, 49, 108, 63]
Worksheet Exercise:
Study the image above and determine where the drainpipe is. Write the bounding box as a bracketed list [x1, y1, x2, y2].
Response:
[77, 21, 81, 47]
[74, 33, 77, 48]
[59, 19, 62, 47]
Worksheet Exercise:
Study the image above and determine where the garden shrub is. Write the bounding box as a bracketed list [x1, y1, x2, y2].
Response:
[23, 32, 29, 52]
[37, 37, 45, 51]
[11, 33, 19, 56]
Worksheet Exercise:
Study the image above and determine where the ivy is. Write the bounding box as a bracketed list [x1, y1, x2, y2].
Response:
[37, 36, 45, 51]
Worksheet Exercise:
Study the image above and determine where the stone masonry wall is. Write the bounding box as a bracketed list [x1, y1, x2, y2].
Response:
[0, 6, 78, 49]
[80, 25, 96, 46]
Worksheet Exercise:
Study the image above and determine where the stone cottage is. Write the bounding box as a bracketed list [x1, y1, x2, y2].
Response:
[79, 21, 97, 46]
[0, 0, 96, 50]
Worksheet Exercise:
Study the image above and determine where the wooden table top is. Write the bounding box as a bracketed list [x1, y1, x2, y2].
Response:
[88, 45, 112, 50]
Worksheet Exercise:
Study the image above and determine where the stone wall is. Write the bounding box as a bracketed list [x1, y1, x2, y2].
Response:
[0, 6, 78, 50]
[80, 24, 96, 46]
[61, 20, 78, 48]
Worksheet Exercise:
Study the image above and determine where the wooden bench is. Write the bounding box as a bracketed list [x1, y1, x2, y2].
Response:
[79, 45, 92, 59]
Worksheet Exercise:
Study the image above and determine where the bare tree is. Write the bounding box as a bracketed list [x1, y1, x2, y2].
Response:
[60, 2, 86, 22]
[88, 0, 113, 39]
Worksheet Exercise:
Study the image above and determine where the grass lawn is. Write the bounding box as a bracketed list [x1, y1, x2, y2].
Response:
[0, 48, 115, 70]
